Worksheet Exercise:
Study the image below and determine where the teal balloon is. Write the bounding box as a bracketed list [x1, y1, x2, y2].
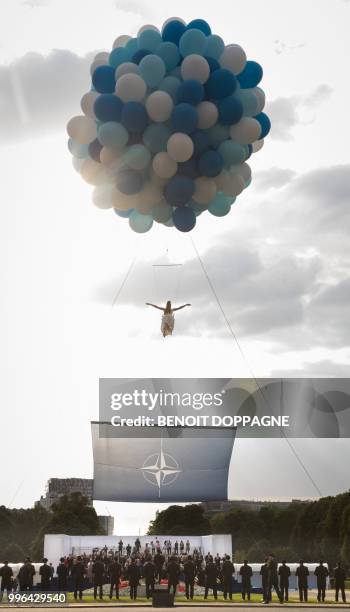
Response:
[129, 210, 153, 233]
[158, 76, 181, 101]
[143, 123, 171, 153]
[156, 42, 180, 71]
[179, 28, 207, 57]
[235, 89, 259, 117]
[208, 192, 234, 216]
[138, 29, 162, 52]
[124, 38, 138, 60]
[109, 47, 129, 69]
[207, 124, 229, 148]
[97, 122, 129, 150]
[170, 66, 182, 80]
[68, 138, 89, 158]
[122, 144, 151, 170]
[204, 34, 225, 59]
[139, 54, 166, 87]
[218, 140, 246, 167]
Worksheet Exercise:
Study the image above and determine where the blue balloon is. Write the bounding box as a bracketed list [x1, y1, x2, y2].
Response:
[237, 61, 263, 88]
[208, 192, 233, 216]
[177, 158, 199, 179]
[235, 89, 259, 117]
[124, 37, 138, 59]
[94, 94, 123, 122]
[172, 103, 198, 134]
[158, 76, 181, 101]
[204, 34, 225, 59]
[198, 150, 224, 177]
[218, 96, 244, 125]
[132, 49, 151, 64]
[109, 47, 129, 69]
[139, 54, 166, 87]
[173, 206, 196, 232]
[179, 29, 207, 57]
[129, 210, 153, 233]
[205, 69, 237, 99]
[68, 138, 89, 158]
[117, 169, 143, 194]
[143, 123, 171, 153]
[162, 19, 186, 44]
[204, 56, 220, 72]
[191, 130, 210, 155]
[138, 29, 162, 52]
[98, 122, 129, 150]
[186, 19, 211, 35]
[177, 79, 204, 105]
[114, 208, 133, 218]
[88, 138, 103, 162]
[92, 65, 116, 94]
[164, 175, 195, 206]
[254, 112, 271, 138]
[207, 124, 229, 147]
[156, 42, 180, 71]
[121, 101, 148, 133]
[218, 140, 246, 167]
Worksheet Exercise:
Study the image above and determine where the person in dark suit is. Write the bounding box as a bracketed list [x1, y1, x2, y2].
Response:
[109, 559, 122, 599]
[222, 555, 235, 600]
[0, 562, 13, 600]
[154, 551, 165, 583]
[71, 556, 85, 600]
[166, 557, 180, 596]
[39, 558, 52, 591]
[240, 560, 253, 601]
[92, 557, 105, 600]
[204, 557, 218, 600]
[314, 561, 329, 602]
[183, 556, 196, 600]
[334, 562, 346, 603]
[127, 559, 139, 600]
[265, 553, 283, 604]
[296, 560, 309, 602]
[143, 558, 156, 599]
[278, 560, 291, 602]
[56, 558, 68, 591]
[18, 559, 35, 592]
[260, 559, 269, 603]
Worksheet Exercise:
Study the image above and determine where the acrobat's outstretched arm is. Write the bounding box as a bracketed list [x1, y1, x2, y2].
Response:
[146, 303, 164, 311]
[172, 304, 191, 311]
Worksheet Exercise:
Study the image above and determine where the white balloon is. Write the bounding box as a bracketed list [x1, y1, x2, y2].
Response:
[115, 73, 147, 102]
[229, 117, 261, 144]
[217, 170, 245, 196]
[133, 181, 163, 214]
[90, 59, 107, 76]
[80, 159, 106, 185]
[94, 51, 109, 62]
[100, 147, 121, 166]
[138, 24, 160, 35]
[72, 157, 84, 173]
[197, 101, 219, 129]
[92, 184, 116, 209]
[80, 91, 99, 118]
[152, 152, 177, 179]
[193, 177, 217, 204]
[113, 35, 131, 49]
[67, 115, 96, 144]
[252, 139, 264, 153]
[115, 62, 139, 79]
[167, 133, 194, 162]
[219, 44, 247, 75]
[253, 86, 266, 113]
[181, 54, 210, 84]
[233, 162, 251, 184]
[146, 91, 173, 122]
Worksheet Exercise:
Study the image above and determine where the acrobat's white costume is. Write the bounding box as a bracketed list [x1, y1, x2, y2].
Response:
[161, 313, 175, 336]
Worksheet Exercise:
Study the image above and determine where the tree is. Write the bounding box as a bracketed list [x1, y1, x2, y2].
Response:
[1, 542, 25, 563]
[148, 504, 211, 535]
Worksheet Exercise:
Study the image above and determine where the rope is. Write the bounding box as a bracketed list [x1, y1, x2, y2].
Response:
[189, 235, 323, 497]
[111, 256, 137, 307]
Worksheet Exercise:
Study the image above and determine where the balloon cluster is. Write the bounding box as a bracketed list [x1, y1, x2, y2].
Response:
[67, 18, 270, 233]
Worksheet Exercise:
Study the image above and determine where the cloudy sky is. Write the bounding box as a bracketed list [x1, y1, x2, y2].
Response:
[0, 0, 349, 535]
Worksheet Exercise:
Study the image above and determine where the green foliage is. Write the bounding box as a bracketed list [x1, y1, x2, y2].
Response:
[148, 504, 211, 536]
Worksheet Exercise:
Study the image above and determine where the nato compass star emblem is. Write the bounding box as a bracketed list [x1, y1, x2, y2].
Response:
[141, 444, 181, 496]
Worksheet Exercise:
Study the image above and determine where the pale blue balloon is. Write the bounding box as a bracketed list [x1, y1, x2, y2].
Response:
[218, 140, 246, 167]
[139, 54, 166, 87]
[204, 34, 225, 59]
[68, 138, 89, 159]
[235, 89, 259, 117]
[158, 76, 181, 101]
[97, 122, 129, 150]
[122, 144, 151, 170]
[129, 210, 153, 233]
[138, 29, 162, 52]
[208, 192, 234, 216]
[179, 28, 207, 57]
